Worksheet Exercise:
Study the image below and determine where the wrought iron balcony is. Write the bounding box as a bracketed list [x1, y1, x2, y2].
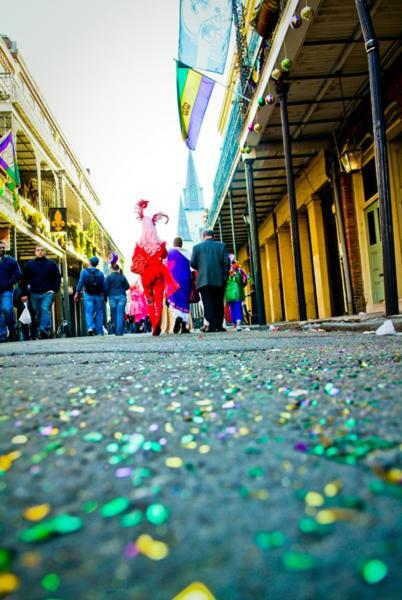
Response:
[209, 91, 243, 226]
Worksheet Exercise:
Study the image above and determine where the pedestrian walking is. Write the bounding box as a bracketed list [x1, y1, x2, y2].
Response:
[128, 282, 149, 333]
[190, 229, 230, 333]
[105, 262, 129, 336]
[225, 254, 249, 331]
[20, 245, 61, 339]
[130, 199, 178, 336]
[14, 286, 36, 341]
[167, 237, 191, 334]
[0, 241, 21, 342]
[74, 256, 105, 336]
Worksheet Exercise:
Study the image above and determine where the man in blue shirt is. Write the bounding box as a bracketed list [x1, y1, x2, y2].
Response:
[0, 240, 22, 342]
[74, 256, 105, 336]
[21, 245, 61, 339]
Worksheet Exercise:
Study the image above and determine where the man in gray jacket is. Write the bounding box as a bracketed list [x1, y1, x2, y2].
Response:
[191, 230, 230, 332]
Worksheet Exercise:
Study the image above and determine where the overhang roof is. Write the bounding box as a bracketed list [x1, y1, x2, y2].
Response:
[211, 0, 402, 250]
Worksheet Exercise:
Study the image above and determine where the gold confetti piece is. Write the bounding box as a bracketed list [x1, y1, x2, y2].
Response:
[0, 455, 12, 472]
[305, 492, 325, 507]
[172, 581, 216, 600]
[165, 423, 174, 433]
[324, 480, 342, 497]
[199, 445, 210, 454]
[196, 400, 212, 406]
[68, 387, 81, 394]
[317, 507, 366, 524]
[11, 435, 28, 445]
[20, 552, 41, 568]
[23, 504, 51, 521]
[249, 490, 270, 500]
[165, 457, 183, 468]
[0, 451, 21, 472]
[136, 534, 169, 560]
[184, 442, 197, 450]
[129, 406, 145, 413]
[239, 427, 250, 436]
[316, 509, 337, 524]
[0, 573, 20, 594]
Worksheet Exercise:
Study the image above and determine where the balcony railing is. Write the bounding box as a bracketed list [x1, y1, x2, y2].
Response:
[0, 73, 99, 210]
[208, 92, 243, 226]
[207, 28, 263, 227]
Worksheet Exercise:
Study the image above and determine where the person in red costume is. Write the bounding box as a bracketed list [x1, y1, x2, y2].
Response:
[131, 200, 178, 336]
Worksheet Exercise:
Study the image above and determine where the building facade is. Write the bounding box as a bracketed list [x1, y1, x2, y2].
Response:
[0, 34, 122, 335]
[177, 151, 205, 249]
[208, 0, 402, 322]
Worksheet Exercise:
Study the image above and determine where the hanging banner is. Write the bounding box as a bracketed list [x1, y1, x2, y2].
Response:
[49, 208, 67, 232]
[0, 130, 20, 194]
[178, 0, 232, 74]
[177, 62, 215, 151]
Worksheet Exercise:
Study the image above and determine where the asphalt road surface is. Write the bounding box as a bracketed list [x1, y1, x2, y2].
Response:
[0, 330, 401, 599]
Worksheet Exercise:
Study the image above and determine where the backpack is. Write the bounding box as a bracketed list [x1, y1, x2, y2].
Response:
[85, 269, 103, 295]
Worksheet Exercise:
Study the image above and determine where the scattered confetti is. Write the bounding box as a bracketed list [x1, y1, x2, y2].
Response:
[172, 581, 216, 600]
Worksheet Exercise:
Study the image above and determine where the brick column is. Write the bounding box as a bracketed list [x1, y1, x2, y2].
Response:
[339, 173, 366, 312]
[306, 195, 332, 317]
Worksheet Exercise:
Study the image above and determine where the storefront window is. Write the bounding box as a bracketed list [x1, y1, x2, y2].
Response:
[362, 158, 377, 201]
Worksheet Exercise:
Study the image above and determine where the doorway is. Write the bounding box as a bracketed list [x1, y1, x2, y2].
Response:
[319, 184, 345, 316]
[364, 200, 384, 303]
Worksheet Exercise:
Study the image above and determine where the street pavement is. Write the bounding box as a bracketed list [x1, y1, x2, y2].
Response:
[0, 330, 401, 599]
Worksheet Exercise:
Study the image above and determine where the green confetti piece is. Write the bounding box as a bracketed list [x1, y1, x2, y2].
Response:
[254, 532, 271, 550]
[121, 510, 143, 527]
[254, 531, 285, 550]
[146, 504, 170, 525]
[299, 517, 319, 534]
[362, 559, 388, 584]
[100, 497, 130, 518]
[82, 500, 98, 514]
[106, 443, 119, 453]
[282, 552, 319, 571]
[52, 514, 83, 534]
[83, 432, 103, 442]
[41, 573, 60, 592]
[19, 522, 55, 543]
[181, 435, 194, 445]
[19, 514, 82, 543]
[248, 466, 264, 479]
[0, 547, 13, 570]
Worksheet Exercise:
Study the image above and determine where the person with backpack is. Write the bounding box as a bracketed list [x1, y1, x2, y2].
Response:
[105, 261, 129, 336]
[74, 257, 105, 336]
[224, 254, 249, 332]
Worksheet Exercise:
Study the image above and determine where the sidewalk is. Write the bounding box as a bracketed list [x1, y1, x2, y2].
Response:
[264, 312, 402, 333]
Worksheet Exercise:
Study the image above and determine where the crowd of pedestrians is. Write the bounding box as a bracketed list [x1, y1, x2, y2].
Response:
[0, 229, 250, 342]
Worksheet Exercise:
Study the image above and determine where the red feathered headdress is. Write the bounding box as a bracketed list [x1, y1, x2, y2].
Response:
[135, 199, 149, 221]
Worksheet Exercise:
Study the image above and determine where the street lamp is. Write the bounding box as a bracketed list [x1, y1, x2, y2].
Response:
[339, 142, 363, 173]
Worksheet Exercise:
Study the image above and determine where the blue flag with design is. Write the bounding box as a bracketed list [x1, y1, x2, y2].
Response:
[179, 0, 232, 74]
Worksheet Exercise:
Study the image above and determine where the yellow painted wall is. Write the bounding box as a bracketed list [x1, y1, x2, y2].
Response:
[352, 117, 402, 312]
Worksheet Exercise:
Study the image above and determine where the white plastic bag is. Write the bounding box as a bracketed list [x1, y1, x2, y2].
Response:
[375, 319, 396, 336]
[19, 302, 32, 325]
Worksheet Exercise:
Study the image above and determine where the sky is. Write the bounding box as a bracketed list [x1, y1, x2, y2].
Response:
[0, 0, 227, 263]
